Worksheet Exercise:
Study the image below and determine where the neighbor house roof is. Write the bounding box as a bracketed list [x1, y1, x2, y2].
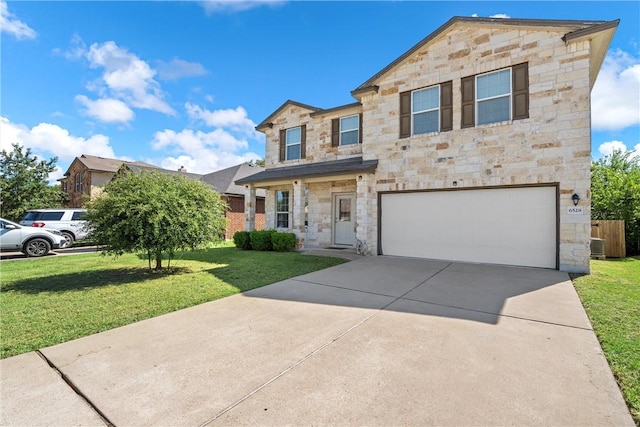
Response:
[121, 163, 204, 181]
[235, 157, 378, 185]
[201, 163, 266, 197]
[61, 154, 159, 178]
[351, 16, 619, 96]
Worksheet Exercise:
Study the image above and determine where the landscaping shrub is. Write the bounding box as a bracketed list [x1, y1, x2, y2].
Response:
[272, 232, 297, 252]
[233, 231, 252, 250]
[250, 230, 274, 251]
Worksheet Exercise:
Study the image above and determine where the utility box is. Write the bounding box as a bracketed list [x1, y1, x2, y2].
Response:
[590, 238, 606, 260]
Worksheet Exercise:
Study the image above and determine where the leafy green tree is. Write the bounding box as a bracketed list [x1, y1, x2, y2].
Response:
[591, 150, 640, 254]
[85, 170, 227, 270]
[0, 143, 64, 222]
[248, 158, 265, 167]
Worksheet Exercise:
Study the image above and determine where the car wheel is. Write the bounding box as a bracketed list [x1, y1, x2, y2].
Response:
[60, 232, 74, 248]
[23, 238, 51, 257]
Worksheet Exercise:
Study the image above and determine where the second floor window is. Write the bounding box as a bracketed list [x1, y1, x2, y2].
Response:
[340, 115, 359, 145]
[74, 172, 83, 192]
[400, 81, 452, 138]
[412, 86, 440, 135]
[476, 68, 511, 125]
[279, 125, 306, 161]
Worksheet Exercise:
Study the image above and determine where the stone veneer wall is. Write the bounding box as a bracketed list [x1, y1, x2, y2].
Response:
[358, 25, 593, 272]
[306, 180, 356, 247]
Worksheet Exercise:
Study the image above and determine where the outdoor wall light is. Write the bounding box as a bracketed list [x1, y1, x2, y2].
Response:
[572, 193, 580, 206]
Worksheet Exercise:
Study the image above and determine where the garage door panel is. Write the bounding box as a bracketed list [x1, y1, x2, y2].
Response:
[380, 187, 557, 269]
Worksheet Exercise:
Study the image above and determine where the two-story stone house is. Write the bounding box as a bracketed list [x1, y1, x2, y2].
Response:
[237, 16, 618, 273]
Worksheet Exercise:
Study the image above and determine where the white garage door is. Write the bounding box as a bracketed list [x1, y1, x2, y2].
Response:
[380, 186, 557, 269]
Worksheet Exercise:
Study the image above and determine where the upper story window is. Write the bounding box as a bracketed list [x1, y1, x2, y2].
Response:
[462, 63, 529, 128]
[412, 86, 440, 135]
[332, 114, 362, 147]
[400, 81, 452, 138]
[74, 172, 83, 192]
[476, 69, 511, 125]
[286, 127, 301, 160]
[279, 125, 306, 162]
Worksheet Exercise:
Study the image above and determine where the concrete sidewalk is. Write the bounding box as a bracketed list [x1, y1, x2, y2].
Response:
[1, 257, 634, 426]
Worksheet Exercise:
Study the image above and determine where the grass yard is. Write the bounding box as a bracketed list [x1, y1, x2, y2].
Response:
[0, 245, 347, 359]
[572, 257, 640, 424]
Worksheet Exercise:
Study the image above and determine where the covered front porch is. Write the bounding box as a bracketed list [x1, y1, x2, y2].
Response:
[235, 157, 378, 253]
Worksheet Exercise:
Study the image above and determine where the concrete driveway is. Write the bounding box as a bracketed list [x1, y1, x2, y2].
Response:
[1, 256, 634, 426]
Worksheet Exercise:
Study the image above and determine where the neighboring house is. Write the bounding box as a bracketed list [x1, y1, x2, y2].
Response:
[119, 162, 266, 240]
[236, 16, 619, 273]
[59, 154, 159, 207]
[201, 164, 266, 240]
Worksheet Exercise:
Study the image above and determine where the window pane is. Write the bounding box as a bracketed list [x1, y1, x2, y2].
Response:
[339, 199, 351, 221]
[477, 69, 510, 99]
[413, 111, 439, 134]
[286, 127, 301, 145]
[276, 213, 289, 228]
[286, 144, 300, 160]
[412, 86, 439, 112]
[340, 115, 358, 131]
[72, 211, 86, 220]
[276, 191, 289, 212]
[477, 96, 510, 125]
[341, 130, 359, 145]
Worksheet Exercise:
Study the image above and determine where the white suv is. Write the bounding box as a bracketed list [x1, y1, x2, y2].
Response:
[0, 218, 66, 257]
[20, 209, 89, 248]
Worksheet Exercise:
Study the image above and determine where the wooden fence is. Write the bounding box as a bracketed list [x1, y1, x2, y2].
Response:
[591, 220, 626, 258]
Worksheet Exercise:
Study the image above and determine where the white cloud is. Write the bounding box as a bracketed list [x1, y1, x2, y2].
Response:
[185, 103, 258, 137]
[0, 116, 116, 163]
[85, 41, 176, 116]
[597, 140, 640, 159]
[75, 95, 135, 124]
[0, 0, 36, 40]
[470, 14, 510, 19]
[200, 0, 286, 13]
[150, 128, 260, 173]
[156, 58, 207, 81]
[592, 49, 640, 131]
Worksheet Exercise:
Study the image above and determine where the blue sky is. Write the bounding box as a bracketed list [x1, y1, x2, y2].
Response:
[1, 1, 639, 182]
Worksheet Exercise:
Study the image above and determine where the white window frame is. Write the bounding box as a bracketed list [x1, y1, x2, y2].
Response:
[475, 68, 512, 125]
[340, 114, 359, 146]
[411, 85, 440, 135]
[285, 127, 301, 160]
[276, 190, 290, 229]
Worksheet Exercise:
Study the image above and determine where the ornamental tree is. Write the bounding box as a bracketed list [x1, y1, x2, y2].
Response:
[85, 170, 227, 270]
[0, 143, 64, 222]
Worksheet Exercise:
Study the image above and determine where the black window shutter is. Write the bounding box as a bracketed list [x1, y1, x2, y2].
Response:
[399, 91, 411, 138]
[512, 63, 529, 120]
[461, 75, 475, 128]
[279, 129, 286, 161]
[331, 119, 339, 147]
[300, 125, 306, 159]
[440, 81, 453, 132]
[358, 113, 363, 144]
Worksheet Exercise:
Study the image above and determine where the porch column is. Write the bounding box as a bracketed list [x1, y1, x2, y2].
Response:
[244, 184, 256, 231]
[356, 173, 374, 255]
[292, 179, 306, 246]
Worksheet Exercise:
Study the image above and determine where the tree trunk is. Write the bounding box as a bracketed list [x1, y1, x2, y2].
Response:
[154, 250, 163, 270]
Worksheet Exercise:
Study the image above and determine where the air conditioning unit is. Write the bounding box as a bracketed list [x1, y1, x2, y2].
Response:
[590, 238, 606, 260]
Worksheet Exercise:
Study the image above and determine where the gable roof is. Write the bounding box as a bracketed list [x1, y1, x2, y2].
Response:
[255, 100, 321, 131]
[352, 16, 619, 96]
[63, 154, 159, 177]
[122, 163, 204, 181]
[201, 163, 266, 197]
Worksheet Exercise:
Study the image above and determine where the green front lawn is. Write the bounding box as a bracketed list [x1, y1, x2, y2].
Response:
[0, 245, 347, 359]
[572, 258, 640, 424]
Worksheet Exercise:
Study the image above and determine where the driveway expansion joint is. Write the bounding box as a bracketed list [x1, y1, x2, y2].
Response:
[36, 350, 115, 427]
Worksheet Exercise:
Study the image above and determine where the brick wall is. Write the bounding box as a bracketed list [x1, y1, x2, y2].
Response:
[225, 195, 265, 239]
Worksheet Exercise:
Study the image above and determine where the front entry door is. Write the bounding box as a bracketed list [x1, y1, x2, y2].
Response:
[334, 194, 356, 246]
